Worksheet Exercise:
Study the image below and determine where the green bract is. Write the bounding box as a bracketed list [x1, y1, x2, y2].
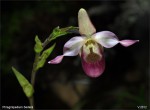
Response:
[34, 35, 43, 53]
[36, 43, 56, 70]
[12, 67, 34, 98]
[49, 26, 78, 41]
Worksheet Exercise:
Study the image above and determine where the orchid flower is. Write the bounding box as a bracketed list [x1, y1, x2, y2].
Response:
[48, 8, 139, 78]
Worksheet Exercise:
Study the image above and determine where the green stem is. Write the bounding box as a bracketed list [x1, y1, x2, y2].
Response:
[29, 34, 52, 109]
[29, 96, 34, 110]
[28, 26, 77, 109]
[42, 34, 52, 48]
[31, 53, 40, 86]
[29, 53, 40, 110]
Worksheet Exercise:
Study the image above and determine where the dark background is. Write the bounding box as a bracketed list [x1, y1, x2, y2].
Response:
[1, 0, 149, 109]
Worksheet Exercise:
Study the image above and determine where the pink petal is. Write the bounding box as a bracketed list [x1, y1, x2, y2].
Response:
[119, 40, 139, 47]
[81, 46, 105, 78]
[78, 8, 96, 36]
[81, 56, 105, 78]
[63, 36, 85, 56]
[48, 36, 85, 64]
[48, 55, 64, 64]
[93, 31, 119, 48]
[93, 31, 139, 48]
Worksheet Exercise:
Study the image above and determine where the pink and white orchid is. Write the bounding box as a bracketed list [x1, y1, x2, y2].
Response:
[48, 8, 139, 78]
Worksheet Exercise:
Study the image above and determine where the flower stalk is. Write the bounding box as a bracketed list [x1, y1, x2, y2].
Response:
[29, 53, 40, 110]
[28, 26, 78, 109]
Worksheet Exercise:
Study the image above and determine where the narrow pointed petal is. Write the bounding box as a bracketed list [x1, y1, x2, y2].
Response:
[81, 56, 105, 78]
[48, 36, 85, 65]
[63, 36, 85, 56]
[119, 40, 139, 47]
[93, 31, 139, 48]
[93, 31, 119, 48]
[48, 55, 64, 64]
[78, 8, 96, 36]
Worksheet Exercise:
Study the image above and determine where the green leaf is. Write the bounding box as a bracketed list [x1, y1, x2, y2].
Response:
[36, 43, 56, 70]
[12, 67, 34, 98]
[49, 26, 79, 41]
[34, 35, 43, 53]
